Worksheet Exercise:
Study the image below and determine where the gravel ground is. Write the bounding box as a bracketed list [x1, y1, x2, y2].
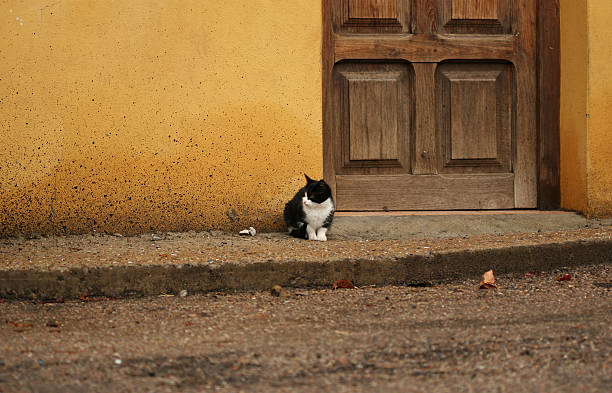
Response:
[1, 227, 611, 272]
[0, 264, 610, 393]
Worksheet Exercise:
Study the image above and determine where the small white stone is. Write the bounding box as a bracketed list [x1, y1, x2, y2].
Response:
[239, 227, 256, 236]
[179, 289, 188, 298]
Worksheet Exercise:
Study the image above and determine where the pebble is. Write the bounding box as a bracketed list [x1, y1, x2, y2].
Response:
[179, 290, 188, 298]
[239, 227, 257, 236]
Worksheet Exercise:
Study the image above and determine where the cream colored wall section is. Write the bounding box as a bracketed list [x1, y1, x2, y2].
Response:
[0, 1, 322, 235]
[559, 0, 588, 213]
[586, 0, 612, 217]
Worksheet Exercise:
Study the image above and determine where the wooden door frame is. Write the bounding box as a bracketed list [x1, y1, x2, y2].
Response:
[322, 0, 561, 210]
[536, 0, 560, 209]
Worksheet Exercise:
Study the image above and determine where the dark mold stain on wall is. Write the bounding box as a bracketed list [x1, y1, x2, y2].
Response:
[0, 104, 319, 237]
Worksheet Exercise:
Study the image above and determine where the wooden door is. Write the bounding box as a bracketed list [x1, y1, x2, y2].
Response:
[323, 0, 537, 210]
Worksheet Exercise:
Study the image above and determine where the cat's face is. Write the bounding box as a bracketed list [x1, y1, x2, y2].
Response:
[303, 175, 331, 205]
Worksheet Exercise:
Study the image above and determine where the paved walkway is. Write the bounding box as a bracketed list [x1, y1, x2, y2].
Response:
[1, 212, 611, 300]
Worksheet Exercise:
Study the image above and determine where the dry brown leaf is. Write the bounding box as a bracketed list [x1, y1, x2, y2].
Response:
[333, 279, 355, 290]
[270, 285, 289, 297]
[479, 269, 497, 289]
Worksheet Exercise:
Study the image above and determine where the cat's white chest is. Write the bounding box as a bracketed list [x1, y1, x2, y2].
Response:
[303, 197, 334, 229]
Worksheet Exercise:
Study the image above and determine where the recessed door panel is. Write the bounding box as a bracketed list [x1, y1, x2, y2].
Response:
[436, 0, 513, 34]
[333, 62, 413, 174]
[437, 62, 512, 173]
[451, 0, 499, 19]
[349, 0, 398, 19]
[348, 78, 399, 161]
[333, 0, 410, 33]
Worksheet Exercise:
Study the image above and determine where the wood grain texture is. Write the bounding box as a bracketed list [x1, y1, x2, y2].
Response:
[438, 0, 512, 33]
[322, 0, 336, 198]
[451, 0, 499, 19]
[333, 0, 410, 33]
[334, 34, 515, 63]
[537, 0, 560, 209]
[348, 78, 399, 160]
[336, 174, 515, 210]
[413, 63, 437, 174]
[436, 63, 512, 174]
[450, 78, 497, 159]
[348, 0, 398, 19]
[513, 0, 537, 207]
[333, 63, 414, 175]
[413, 0, 437, 33]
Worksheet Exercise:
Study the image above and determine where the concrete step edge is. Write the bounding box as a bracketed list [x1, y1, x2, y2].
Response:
[1, 239, 611, 300]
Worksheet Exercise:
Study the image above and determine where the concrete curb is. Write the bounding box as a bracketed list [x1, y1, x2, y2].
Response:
[1, 239, 611, 300]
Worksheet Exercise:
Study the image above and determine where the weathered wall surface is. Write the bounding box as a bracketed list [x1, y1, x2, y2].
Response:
[560, 0, 612, 217]
[559, 0, 588, 213]
[0, 1, 322, 236]
[585, 0, 612, 217]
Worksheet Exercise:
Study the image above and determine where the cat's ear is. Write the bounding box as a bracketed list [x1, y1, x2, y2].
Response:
[304, 173, 314, 184]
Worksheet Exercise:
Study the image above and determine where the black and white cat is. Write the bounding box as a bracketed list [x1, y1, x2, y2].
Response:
[283, 174, 335, 241]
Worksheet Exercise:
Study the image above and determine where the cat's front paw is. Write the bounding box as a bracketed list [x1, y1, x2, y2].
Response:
[315, 228, 328, 241]
[306, 233, 326, 241]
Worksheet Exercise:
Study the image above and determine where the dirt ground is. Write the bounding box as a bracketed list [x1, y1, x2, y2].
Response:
[0, 264, 610, 393]
[1, 227, 612, 272]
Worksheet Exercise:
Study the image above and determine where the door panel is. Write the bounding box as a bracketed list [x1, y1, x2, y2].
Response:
[451, 0, 499, 19]
[349, 0, 398, 19]
[323, 0, 537, 210]
[348, 79, 399, 161]
[436, 62, 512, 174]
[333, 0, 410, 33]
[333, 62, 413, 174]
[336, 174, 514, 210]
[437, 0, 513, 33]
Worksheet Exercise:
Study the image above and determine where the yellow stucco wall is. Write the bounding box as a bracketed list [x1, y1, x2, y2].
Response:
[586, 0, 612, 217]
[0, 0, 322, 236]
[560, 0, 588, 212]
[560, 0, 612, 217]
